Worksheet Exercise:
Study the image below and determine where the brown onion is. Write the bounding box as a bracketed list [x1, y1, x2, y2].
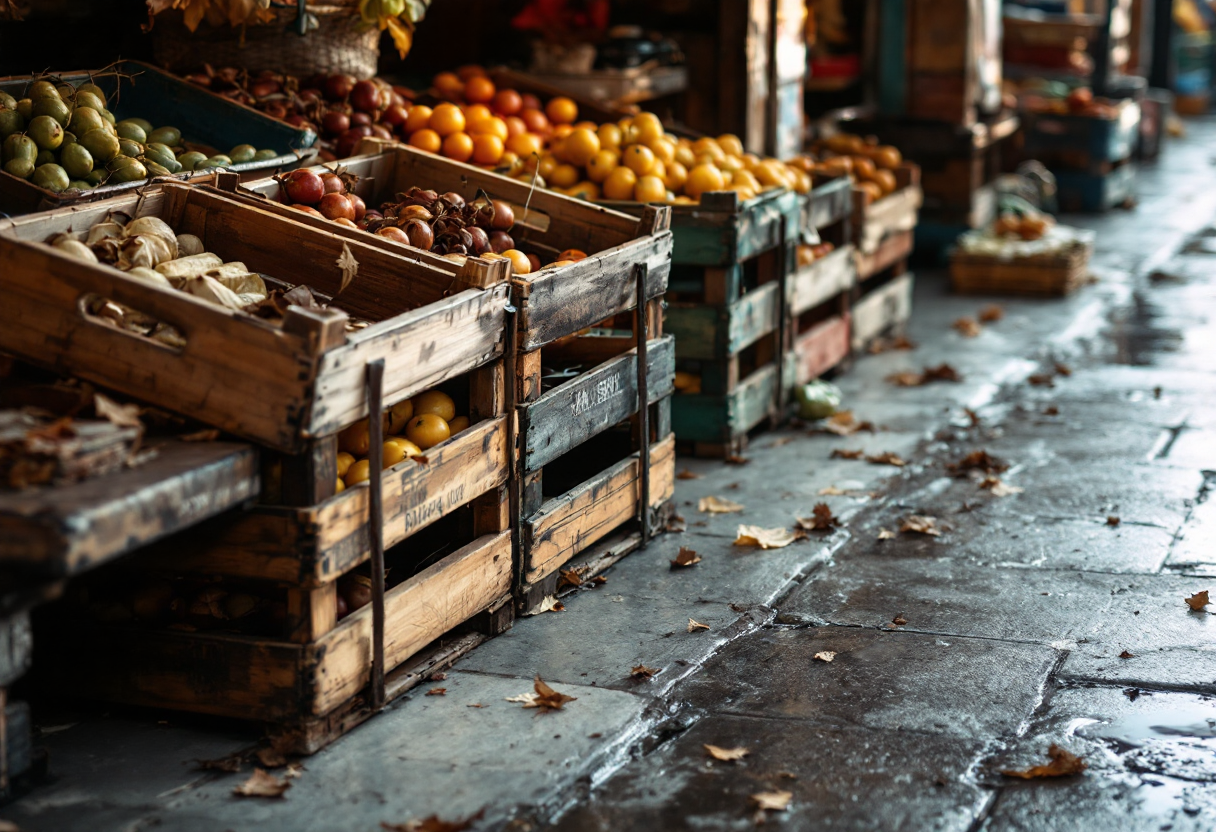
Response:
[488, 230, 514, 253]
[467, 226, 490, 254]
[404, 219, 434, 250]
[377, 226, 410, 244]
[319, 193, 355, 221]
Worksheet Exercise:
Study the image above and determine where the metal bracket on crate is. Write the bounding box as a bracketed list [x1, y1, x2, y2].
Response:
[634, 262, 651, 548]
[365, 358, 387, 712]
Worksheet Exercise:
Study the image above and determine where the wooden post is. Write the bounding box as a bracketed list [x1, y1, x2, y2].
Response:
[365, 359, 386, 712]
[634, 263, 651, 548]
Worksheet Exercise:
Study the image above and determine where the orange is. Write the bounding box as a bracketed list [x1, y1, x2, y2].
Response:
[404, 105, 432, 134]
[382, 440, 409, 468]
[663, 160, 688, 192]
[691, 137, 725, 163]
[545, 96, 578, 124]
[412, 390, 456, 421]
[448, 416, 470, 434]
[740, 152, 762, 170]
[719, 155, 744, 173]
[597, 123, 622, 149]
[647, 137, 676, 166]
[338, 419, 371, 455]
[336, 451, 356, 478]
[472, 134, 504, 165]
[562, 128, 601, 167]
[428, 103, 466, 137]
[335, 477, 346, 494]
[507, 132, 543, 158]
[551, 123, 574, 140]
[464, 76, 496, 105]
[385, 437, 423, 462]
[557, 249, 588, 261]
[566, 181, 599, 201]
[573, 120, 598, 132]
[755, 159, 790, 188]
[585, 149, 619, 183]
[463, 103, 492, 124]
[504, 116, 527, 138]
[634, 174, 666, 203]
[549, 163, 580, 188]
[622, 144, 656, 176]
[674, 143, 696, 168]
[492, 89, 522, 116]
[405, 413, 450, 450]
[732, 170, 761, 193]
[684, 164, 726, 199]
[537, 154, 559, 179]
[520, 108, 550, 135]
[717, 133, 744, 157]
[387, 398, 414, 433]
[468, 116, 508, 141]
[501, 249, 531, 275]
[602, 166, 638, 200]
[344, 459, 371, 486]
[649, 158, 667, 182]
[408, 128, 442, 153]
[632, 112, 664, 144]
[433, 72, 463, 100]
[442, 131, 474, 162]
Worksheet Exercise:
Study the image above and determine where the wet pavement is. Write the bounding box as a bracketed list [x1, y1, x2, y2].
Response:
[7, 121, 1216, 831]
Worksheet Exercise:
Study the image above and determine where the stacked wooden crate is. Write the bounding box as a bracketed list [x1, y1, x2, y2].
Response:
[850, 164, 921, 352]
[1020, 100, 1141, 212]
[660, 189, 801, 457]
[786, 177, 855, 387]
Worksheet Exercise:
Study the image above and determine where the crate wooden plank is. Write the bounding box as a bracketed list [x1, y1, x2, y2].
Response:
[803, 177, 854, 232]
[0, 611, 31, 688]
[853, 273, 915, 351]
[950, 243, 1092, 297]
[790, 245, 857, 316]
[135, 415, 510, 586]
[523, 336, 675, 472]
[523, 434, 675, 585]
[855, 230, 915, 281]
[665, 281, 781, 361]
[793, 314, 851, 385]
[671, 363, 780, 443]
[854, 182, 923, 256]
[0, 440, 259, 578]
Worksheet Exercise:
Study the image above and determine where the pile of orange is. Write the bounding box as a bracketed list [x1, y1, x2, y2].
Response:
[334, 389, 470, 492]
[795, 133, 905, 202]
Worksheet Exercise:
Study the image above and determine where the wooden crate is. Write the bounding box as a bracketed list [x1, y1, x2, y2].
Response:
[1020, 101, 1142, 170]
[1054, 162, 1137, 213]
[950, 243, 1093, 296]
[852, 163, 922, 280]
[852, 272, 915, 353]
[0, 183, 511, 455]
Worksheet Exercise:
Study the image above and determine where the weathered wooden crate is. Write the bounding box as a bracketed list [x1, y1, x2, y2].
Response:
[1054, 161, 1138, 213]
[950, 242, 1093, 297]
[1020, 101, 1142, 171]
[852, 163, 922, 280]
[0, 183, 511, 455]
[852, 272, 916, 353]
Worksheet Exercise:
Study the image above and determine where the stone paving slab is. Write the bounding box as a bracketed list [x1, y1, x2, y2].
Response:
[677, 626, 1057, 739]
[1165, 493, 1216, 575]
[548, 714, 992, 832]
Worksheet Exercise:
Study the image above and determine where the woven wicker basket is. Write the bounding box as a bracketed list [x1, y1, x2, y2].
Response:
[949, 242, 1093, 297]
[152, 2, 380, 80]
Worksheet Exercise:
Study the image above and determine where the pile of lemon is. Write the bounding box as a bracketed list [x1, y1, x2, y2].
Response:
[334, 389, 469, 492]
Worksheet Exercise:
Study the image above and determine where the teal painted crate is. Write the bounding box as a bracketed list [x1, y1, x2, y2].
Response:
[1055, 162, 1137, 213]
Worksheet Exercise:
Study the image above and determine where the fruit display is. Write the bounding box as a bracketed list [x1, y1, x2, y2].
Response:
[0, 77, 278, 193]
[1018, 85, 1120, 119]
[992, 211, 1053, 241]
[794, 133, 906, 203]
[796, 241, 836, 267]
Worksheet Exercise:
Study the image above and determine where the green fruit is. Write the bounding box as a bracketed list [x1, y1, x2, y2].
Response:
[27, 80, 60, 101]
[144, 160, 172, 177]
[100, 109, 116, 125]
[0, 92, 16, 110]
[126, 117, 153, 134]
[86, 168, 108, 185]
[76, 83, 106, 107]
[115, 120, 147, 143]
[35, 149, 55, 166]
[68, 106, 105, 136]
[4, 158, 34, 179]
[118, 138, 144, 158]
[2, 133, 36, 163]
[199, 156, 230, 169]
[15, 99, 32, 119]
[73, 91, 106, 112]
[107, 156, 146, 183]
[31, 96, 71, 126]
[67, 179, 92, 190]
[32, 163, 69, 192]
[143, 147, 177, 171]
[176, 150, 207, 170]
[55, 82, 75, 99]
[228, 144, 257, 163]
[147, 126, 181, 146]
[0, 110, 23, 139]
[62, 130, 76, 145]
[61, 142, 93, 178]
[28, 114, 64, 150]
[253, 148, 278, 161]
[80, 128, 120, 163]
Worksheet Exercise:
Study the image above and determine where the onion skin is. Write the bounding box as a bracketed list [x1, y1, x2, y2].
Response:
[281, 169, 325, 204]
[319, 193, 355, 221]
[377, 226, 410, 244]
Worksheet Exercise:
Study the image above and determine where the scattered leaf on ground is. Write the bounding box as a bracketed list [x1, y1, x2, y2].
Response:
[822, 411, 876, 436]
[893, 616, 907, 626]
[557, 568, 584, 589]
[425, 688, 446, 696]
[671, 547, 702, 568]
[1107, 516, 1121, 527]
[431, 672, 448, 682]
[531, 595, 565, 614]
[813, 651, 836, 663]
[734, 525, 797, 549]
[94, 393, 142, 428]
[1043, 405, 1060, 416]
[868, 335, 917, 354]
[381, 808, 485, 832]
[768, 436, 795, 447]
[1001, 745, 1087, 779]
[688, 618, 710, 633]
[630, 665, 660, 680]
[704, 744, 749, 761]
[513, 677, 576, 711]
[886, 370, 925, 387]
[233, 768, 291, 798]
[1119, 650, 1134, 659]
[179, 428, 220, 442]
[953, 317, 982, 337]
[590, 575, 607, 585]
[865, 451, 906, 467]
[751, 791, 793, 813]
[724, 454, 750, 465]
[796, 503, 839, 532]
[467, 703, 485, 708]
[831, 448, 864, 460]
[900, 515, 942, 536]
[923, 364, 962, 383]
[1186, 590, 1210, 611]
[818, 485, 849, 496]
[254, 747, 287, 769]
[1028, 373, 1055, 387]
[284, 764, 304, 780]
[980, 477, 1023, 496]
[949, 451, 1009, 475]
[1054, 362, 1072, 376]
[699, 496, 744, 514]
[963, 408, 981, 427]
[676, 469, 702, 480]
[196, 754, 243, 772]
[666, 513, 687, 533]
[978, 304, 1005, 323]
[877, 529, 896, 540]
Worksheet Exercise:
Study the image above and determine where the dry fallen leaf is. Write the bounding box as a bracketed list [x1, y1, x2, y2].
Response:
[233, 768, 291, 798]
[1107, 516, 1121, 527]
[1043, 405, 1060, 416]
[704, 744, 749, 761]
[688, 618, 710, 633]
[751, 790, 793, 812]
[886, 370, 925, 387]
[699, 496, 744, 514]
[724, 454, 750, 465]
[963, 407, 981, 427]
[671, 547, 702, 568]
[630, 665, 660, 680]
[590, 575, 607, 585]
[868, 335, 917, 354]
[734, 525, 797, 550]
[892, 615, 908, 626]
[831, 448, 864, 460]
[865, 452, 906, 467]
[877, 529, 896, 540]
[818, 485, 848, 496]
[797, 503, 839, 532]
[1119, 650, 1134, 659]
[978, 304, 1004, 323]
[381, 808, 485, 832]
[254, 746, 287, 769]
[94, 393, 142, 428]
[813, 651, 836, 663]
[949, 451, 1009, 475]
[980, 477, 1023, 497]
[666, 513, 687, 533]
[196, 754, 243, 772]
[425, 688, 446, 696]
[676, 469, 702, 480]
[822, 411, 875, 437]
[1054, 362, 1072, 377]
[1028, 373, 1055, 387]
[335, 242, 359, 296]
[923, 364, 962, 383]
[1185, 590, 1210, 611]
[531, 595, 565, 614]
[900, 515, 942, 536]
[557, 568, 583, 589]
[953, 317, 982, 337]
[1001, 745, 1087, 779]
[515, 677, 576, 712]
